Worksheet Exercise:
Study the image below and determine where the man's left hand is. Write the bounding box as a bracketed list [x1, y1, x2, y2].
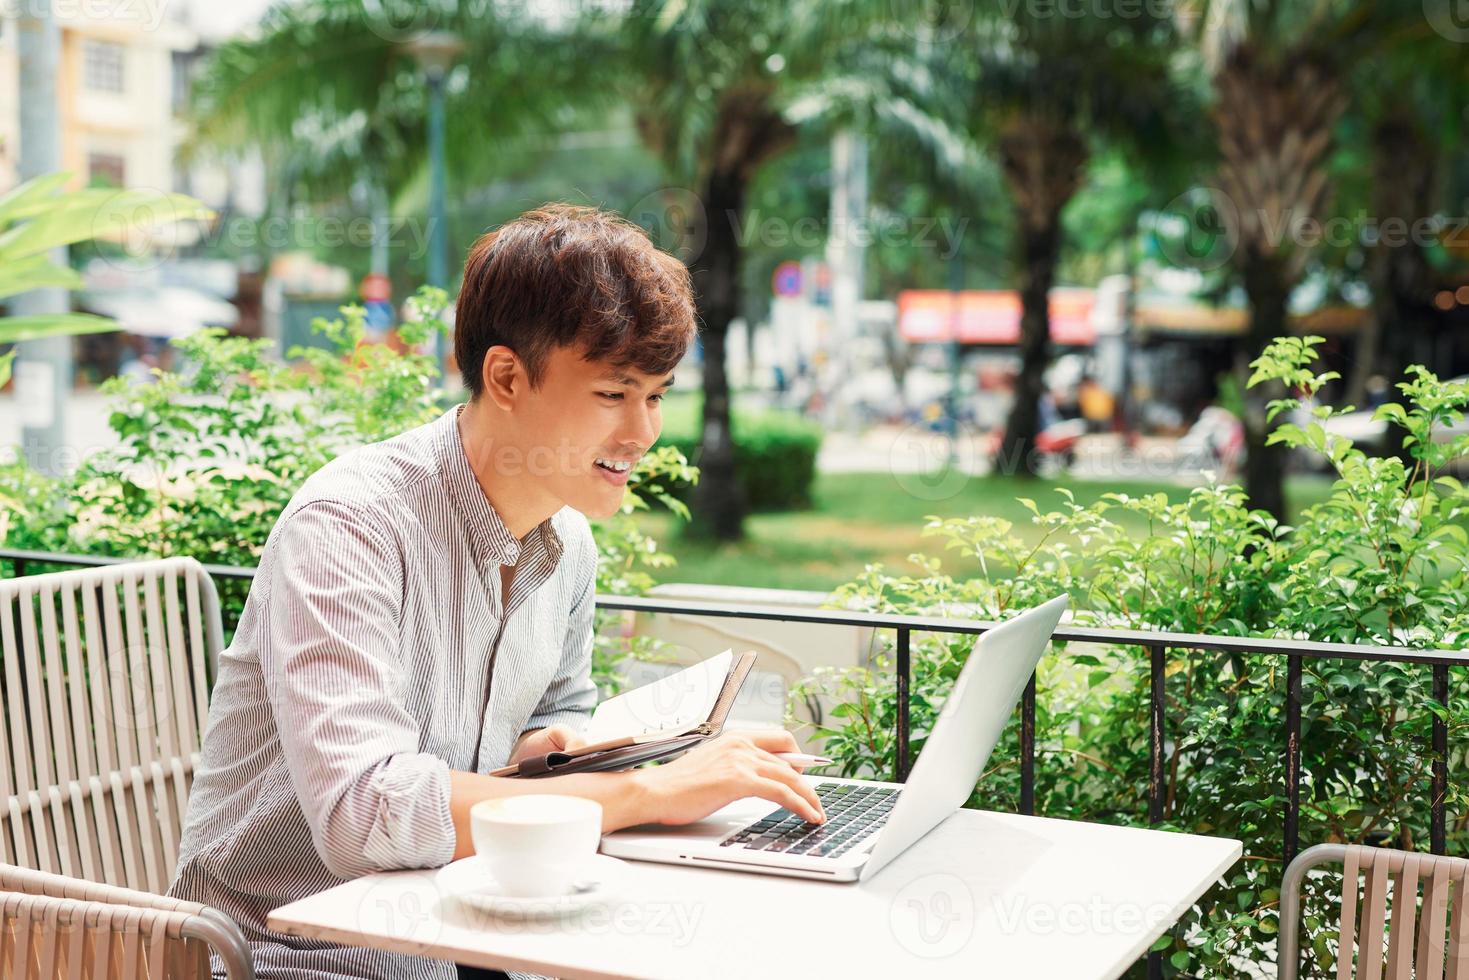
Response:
[508, 724, 588, 766]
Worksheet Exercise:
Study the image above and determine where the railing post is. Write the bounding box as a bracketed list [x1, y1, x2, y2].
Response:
[1149, 644, 1166, 825]
[895, 627, 911, 783]
[1433, 663, 1448, 856]
[1020, 672, 1036, 816]
[1145, 643, 1169, 980]
[1284, 653, 1302, 864]
[1147, 644, 1167, 980]
[11, 556, 24, 579]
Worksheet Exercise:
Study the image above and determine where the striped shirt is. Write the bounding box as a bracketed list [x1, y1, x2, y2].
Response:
[168, 403, 600, 979]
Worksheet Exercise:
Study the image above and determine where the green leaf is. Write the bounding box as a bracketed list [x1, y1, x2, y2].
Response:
[0, 253, 84, 299]
[0, 171, 72, 224]
[0, 313, 117, 344]
[0, 189, 214, 260]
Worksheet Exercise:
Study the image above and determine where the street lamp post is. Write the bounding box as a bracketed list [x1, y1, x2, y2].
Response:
[15, 4, 69, 476]
[405, 31, 463, 371]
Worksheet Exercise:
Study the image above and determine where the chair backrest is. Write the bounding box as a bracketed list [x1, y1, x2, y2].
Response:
[1, 890, 208, 979]
[0, 559, 224, 894]
[1281, 843, 1469, 980]
[0, 863, 254, 979]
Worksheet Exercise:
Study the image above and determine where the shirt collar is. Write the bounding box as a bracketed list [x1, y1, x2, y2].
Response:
[435, 404, 564, 569]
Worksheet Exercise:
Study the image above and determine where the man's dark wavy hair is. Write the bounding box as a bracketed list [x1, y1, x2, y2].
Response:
[454, 203, 698, 396]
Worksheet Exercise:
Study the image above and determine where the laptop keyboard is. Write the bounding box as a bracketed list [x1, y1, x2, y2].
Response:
[719, 782, 900, 859]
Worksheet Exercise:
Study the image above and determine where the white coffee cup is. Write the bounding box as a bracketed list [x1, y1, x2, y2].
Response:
[469, 795, 603, 898]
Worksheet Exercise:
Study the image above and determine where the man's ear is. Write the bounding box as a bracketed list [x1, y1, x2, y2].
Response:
[481, 346, 523, 412]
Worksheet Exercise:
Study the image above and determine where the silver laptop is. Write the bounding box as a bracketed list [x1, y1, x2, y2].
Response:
[600, 594, 1069, 883]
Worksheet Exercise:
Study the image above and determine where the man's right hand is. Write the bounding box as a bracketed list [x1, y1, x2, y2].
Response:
[632, 729, 827, 826]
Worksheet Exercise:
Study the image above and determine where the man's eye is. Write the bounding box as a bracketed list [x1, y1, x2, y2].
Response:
[599, 392, 623, 401]
[649, 393, 664, 403]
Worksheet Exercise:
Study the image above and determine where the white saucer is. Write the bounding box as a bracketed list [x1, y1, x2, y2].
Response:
[436, 854, 627, 918]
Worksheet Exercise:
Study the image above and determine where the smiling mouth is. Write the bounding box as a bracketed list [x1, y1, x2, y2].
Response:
[594, 457, 636, 474]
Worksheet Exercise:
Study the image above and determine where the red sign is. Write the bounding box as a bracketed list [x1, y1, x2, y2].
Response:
[896, 288, 1096, 346]
[772, 261, 803, 298]
[360, 272, 391, 304]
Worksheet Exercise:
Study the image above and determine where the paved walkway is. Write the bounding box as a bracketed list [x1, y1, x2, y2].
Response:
[1, 391, 1213, 483]
[819, 424, 1217, 482]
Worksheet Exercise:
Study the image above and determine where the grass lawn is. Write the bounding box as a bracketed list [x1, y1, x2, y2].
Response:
[633, 471, 1336, 593]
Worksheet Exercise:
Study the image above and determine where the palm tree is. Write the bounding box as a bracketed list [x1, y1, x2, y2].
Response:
[192, 1, 952, 541]
[0, 174, 211, 386]
[1190, 0, 1381, 517]
[185, 0, 596, 279]
[575, 0, 927, 540]
[1340, 12, 1469, 410]
[932, 8, 1185, 477]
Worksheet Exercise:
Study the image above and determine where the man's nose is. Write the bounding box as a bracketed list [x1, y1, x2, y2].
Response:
[620, 401, 658, 452]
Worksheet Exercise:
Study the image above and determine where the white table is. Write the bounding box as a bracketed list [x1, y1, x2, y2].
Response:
[268, 809, 1241, 980]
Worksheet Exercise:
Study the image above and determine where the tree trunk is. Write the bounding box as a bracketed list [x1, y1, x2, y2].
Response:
[994, 117, 1085, 479]
[998, 217, 1063, 477]
[1239, 255, 1290, 519]
[1211, 47, 1346, 520]
[1346, 117, 1436, 409]
[687, 167, 750, 541]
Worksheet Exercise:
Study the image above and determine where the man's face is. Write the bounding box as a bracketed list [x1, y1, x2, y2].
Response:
[509, 344, 673, 520]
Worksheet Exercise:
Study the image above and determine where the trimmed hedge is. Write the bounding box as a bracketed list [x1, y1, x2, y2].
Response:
[657, 408, 822, 512]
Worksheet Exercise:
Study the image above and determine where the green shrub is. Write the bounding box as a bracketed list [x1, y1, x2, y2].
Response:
[657, 406, 822, 512]
[793, 336, 1469, 977]
[0, 290, 697, 695]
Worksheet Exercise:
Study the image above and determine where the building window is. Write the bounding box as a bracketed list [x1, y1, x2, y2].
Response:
[88, 152, 126, 187]
[84, 41, 125, 93]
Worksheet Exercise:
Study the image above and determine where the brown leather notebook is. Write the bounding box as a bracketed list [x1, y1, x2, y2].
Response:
[490, 650, 758, 778]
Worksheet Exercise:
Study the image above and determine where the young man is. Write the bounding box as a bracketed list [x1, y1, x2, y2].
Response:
[168, 204, 826, 980]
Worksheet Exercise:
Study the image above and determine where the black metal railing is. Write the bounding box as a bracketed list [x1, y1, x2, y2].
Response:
[5, 546, 1464, 977]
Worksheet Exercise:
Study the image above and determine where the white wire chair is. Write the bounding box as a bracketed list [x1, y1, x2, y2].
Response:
[0, 862, 254, 978]
[1, 557, 223, 894]
[0, 557, 252, 978]
[1280, 843, 1469, 979]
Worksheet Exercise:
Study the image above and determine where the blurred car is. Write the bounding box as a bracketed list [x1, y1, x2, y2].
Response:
[1179, 405, 1245, 475]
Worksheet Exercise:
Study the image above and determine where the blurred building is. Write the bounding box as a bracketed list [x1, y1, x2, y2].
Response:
[10, 7, 144, 185]
[0, 6, 183, 190]
[893, 282, 1382, 435]
[0, 0, 265, 214]
[0, 0, 269, 386]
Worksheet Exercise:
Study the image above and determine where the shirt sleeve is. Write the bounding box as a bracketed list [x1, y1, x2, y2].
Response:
[258, 499, 456, 880]
[524, 534, 600, 733]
